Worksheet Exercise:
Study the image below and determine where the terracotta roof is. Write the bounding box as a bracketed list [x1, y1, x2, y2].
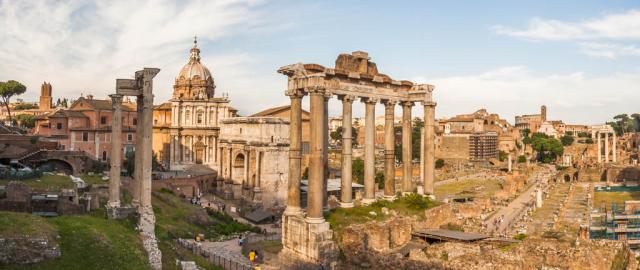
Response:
[154, 102, 172, 110]
[250, 105, 310, 120]
[70, 97, 136, 111]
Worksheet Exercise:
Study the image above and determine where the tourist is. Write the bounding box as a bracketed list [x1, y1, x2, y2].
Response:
[249, 249, 256, 263]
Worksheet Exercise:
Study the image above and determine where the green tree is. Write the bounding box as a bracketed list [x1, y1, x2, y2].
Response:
[0, 80, 27, 121]
[529, 133, 564, 163]
[352, 158, 365, 184]
[330, 126, 358, 146]
[517, 155, 527, 163]
[498, 150, 508, 162]
[521, 128, 531, 139]
[123, 151, 135, 176]
[375, 171, 384, 189]
[577, 132, 589, 138]
[560, 135, 574, 146]
[411, 117, 424, 160]
[14, 114, 35, 128]
[14, 103, 37, 110]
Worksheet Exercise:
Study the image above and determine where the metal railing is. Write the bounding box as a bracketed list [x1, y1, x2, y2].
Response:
[175, 238, 254, 270]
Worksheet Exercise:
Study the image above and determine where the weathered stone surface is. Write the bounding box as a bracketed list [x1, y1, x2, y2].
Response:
[0, 237, 60, 265]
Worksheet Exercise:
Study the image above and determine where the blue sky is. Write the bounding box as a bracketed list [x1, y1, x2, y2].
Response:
[1, 0, 639, 124]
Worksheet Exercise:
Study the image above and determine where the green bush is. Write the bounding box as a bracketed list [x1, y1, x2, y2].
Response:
[514, 233, 527, 240]
[517, 155, 527, 163]
[435, 158, 445, 169]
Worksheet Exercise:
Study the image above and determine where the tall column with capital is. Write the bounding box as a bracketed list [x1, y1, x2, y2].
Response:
[108, 94, 123, 208]
[401, 102, 413, 194]
[340, 95, 354, 208]
[132, 96, 144, 206]
[605, 132, 609, 163]
[423, 101, 436, 195]
[253, 151, 262, 203]
[383, 100, 397, 198]
[307, 87, 326, 222]
[139, 70, 158, 209]
[597, 132, 602, 163]
[613, 133, 617, 162]
[323, 94, 330, 210]
[285, 90, 303, 215]
[362, 98, 377, 204]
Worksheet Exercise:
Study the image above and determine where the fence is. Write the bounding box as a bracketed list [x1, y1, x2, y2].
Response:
[175, 238, 254, 270]
[240, 233, 282, 255]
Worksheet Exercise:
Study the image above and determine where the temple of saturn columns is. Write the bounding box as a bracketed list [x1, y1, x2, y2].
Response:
[107, 68, 162, 269]
[278, 51, 436, 264]
[591, 124, 617, 163]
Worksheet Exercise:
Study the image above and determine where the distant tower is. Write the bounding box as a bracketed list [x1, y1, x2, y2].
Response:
[39, 82, 52, 111]
[541, 105, 547, 122]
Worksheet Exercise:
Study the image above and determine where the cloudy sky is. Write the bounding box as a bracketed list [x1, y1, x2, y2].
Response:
[1, 0, 639, 125]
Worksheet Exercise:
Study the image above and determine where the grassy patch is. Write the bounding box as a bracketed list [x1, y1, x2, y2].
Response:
[245, 240, 283, 254]
[0, 212, 57, 240]
[327, 194, 438, 240]
[435, 178, 501, 199]
[0, 175, 75, 191]
[2, 211, 151, 270]
[593, 191, 640, 208]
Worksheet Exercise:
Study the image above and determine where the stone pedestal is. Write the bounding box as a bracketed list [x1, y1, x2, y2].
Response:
[281, 213, 338, 267]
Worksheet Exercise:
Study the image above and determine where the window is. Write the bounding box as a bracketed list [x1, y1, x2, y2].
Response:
[101, 116, 107, 124]
[133, 118, 137, 125]
[185, 110, 191, 123]
[102, 151, 107, 161]
[127, 133, 133, 141]
[82, 131, 89, 141]
[197, 112, 203, 124]
[56, 123, 62, 130]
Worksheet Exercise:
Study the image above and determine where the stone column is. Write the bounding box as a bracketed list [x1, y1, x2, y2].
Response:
[419, 127, 424, 195]
[605, 132, 609, 163]
[613, 133, 617, 162]
[139, 69, 158, 209]
[508, 154, 512, 172]
[383, 100, 397, 199]
[401, 102, 413, 194]
[362, 98, 377, 204]
[253, 151, 262, 203]
[597, 132, 602, 163]
[132, 96, 144, 206]
[108, 94, 123, 208]
[340, 95, 354, 208]
[169, 135, 174, 167]
[423, 101, 436, 196]
[307, 87, 326, 222]
[244, 150, 250, 187]
[323, 94, 330, 210]
[285, 90, 303, 215]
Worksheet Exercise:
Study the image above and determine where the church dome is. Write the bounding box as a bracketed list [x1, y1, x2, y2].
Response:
[173, 38, 215, 100]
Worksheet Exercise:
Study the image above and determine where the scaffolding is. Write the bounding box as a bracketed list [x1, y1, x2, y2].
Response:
[590, 202, 640, 244]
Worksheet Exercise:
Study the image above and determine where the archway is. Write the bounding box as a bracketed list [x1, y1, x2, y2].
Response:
[232, 153, 245, 184]
[573, 171, 579, 181]
[194, 141, 205, 164]
[563, 174, 571, 183]
[37, 159, 75, 175]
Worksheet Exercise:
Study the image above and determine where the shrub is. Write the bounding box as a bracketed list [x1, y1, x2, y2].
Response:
[517, 155, 527, 163]
[435, 159, 445, 169]
[514, 233, 527, 240]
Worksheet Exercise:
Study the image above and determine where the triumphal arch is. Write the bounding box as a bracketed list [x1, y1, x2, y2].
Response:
[279, 51, 436, 265]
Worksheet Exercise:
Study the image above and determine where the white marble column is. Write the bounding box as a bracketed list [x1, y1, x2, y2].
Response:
[307, 87, 326, 222]
[401, 102, 413, 194]
[383, 100, 397, 199]
[597, 132, 602, 163]
[285, 90, 303, 215]
[423, 101, 436, 196]
[613, 133, 617, 163]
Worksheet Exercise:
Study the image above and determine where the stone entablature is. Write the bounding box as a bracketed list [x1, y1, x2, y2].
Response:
[220, 117, 290, 146]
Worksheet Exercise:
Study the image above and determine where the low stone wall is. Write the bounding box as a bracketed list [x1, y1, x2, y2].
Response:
[0, 237, 61, 265]
[152, 173, 217, 198]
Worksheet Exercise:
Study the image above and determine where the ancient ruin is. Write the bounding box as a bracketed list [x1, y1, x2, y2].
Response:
[106, 67, 162, 269]
[278, 51, 436, 265]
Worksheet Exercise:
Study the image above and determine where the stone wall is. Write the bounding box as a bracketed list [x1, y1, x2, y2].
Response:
[0, 237, 60, 265]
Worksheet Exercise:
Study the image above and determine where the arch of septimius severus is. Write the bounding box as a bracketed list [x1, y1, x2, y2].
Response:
[278, 51, 436, 265]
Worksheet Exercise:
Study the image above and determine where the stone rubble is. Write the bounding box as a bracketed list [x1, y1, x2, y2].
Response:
[138, 206, 162, 270]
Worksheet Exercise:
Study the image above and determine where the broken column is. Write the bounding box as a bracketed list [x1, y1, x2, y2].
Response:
[107, 94, 123, 209]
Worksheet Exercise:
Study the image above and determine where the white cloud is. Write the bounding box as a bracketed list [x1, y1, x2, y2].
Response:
[494, 10, 640, 40]
[579, 42, 640, 59]
[419, 66, 640, 125]
[0, 0, 265, 104]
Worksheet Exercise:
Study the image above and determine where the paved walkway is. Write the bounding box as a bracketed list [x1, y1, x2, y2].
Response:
[486, 168, 553, 234]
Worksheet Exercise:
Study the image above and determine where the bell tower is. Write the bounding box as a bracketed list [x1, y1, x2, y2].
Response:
[39, 82, 52, 110]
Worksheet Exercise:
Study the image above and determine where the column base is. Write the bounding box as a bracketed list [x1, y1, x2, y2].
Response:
[416, 186, 425, 195]
[339, 201, 354, 208]
[281, 214, 337, 268]
[284, 206, 303, 216]
[305, 216, 325, 224]
[107, 200, 121, 208]
[361, 198, 376, 205]
[382, 195, 396, 201]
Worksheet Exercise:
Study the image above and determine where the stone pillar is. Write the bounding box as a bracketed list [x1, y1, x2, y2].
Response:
[139, 70, 158, 209]
[253, 151, 262, 203]
[508, 154, 512, 172]
[597, 132, 602, 163]
[340, 95, 354, 208]
[285, 90, 303, 215]
[536, 188, 542, 208]
[244, 150, 250, 187]
[401, 102, 413, 194]
[323, 94, 330, 210]
[423, 101, 436, 195]
[362, 98, 377, 204]
[613, 133, 617, 163]
[605, 132, 609, 163]
[307, 87, 326, 222]
[419, 127, 425, 195]
[108, 94, 123, 208]
[132, 96, 144, 206]
[383, 100, 396, 199]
